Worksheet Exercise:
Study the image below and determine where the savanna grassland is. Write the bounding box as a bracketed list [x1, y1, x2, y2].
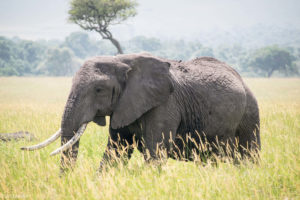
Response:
[0, 77, 299, 200]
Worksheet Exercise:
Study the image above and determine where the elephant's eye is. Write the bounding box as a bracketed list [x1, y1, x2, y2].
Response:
[96, 88, 102, 93]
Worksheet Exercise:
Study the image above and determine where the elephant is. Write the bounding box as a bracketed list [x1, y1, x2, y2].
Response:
[21, 52, 260, 171]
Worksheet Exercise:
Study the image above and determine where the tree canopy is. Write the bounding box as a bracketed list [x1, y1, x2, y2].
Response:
[37, 48, 80, 76]
[248, 46, 297, 77]
[0, 33, 299, 77]
[69, 0, 137, 54]
[0, 37, 46, 76]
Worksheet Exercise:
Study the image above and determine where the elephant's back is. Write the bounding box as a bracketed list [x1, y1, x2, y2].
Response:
[184, 56, 247, 104]
[170, 57, 248, 138]
[187, 57, 242, 81]
[170, 57, 244, 91]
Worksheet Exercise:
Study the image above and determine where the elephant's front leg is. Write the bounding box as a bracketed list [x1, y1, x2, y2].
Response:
[141, 106, 180, 163]
[99, 126, 134, 171]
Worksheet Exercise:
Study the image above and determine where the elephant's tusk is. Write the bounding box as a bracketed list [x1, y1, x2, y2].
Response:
[20, 129, 62, 151]
[50, 123, 87, 156]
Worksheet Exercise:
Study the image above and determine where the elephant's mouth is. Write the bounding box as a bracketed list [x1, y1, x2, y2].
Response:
[92, 110, 107, 126]
[93, 115, 106, 126]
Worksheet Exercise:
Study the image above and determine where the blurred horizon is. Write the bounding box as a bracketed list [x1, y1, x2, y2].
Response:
[1, 0, 300, 77]
[1, 0, 300, 42]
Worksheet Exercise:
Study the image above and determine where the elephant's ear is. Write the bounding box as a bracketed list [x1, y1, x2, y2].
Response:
[111, 56, 174, 129]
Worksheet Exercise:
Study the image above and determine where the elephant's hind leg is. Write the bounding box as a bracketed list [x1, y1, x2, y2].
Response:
[235, 119, 260, 159]
[235, 88, 260, 158]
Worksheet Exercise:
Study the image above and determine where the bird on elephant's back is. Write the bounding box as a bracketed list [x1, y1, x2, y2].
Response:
[22, 52, 260, 172]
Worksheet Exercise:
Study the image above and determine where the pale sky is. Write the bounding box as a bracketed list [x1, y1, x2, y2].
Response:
[0, 0, 299, 40]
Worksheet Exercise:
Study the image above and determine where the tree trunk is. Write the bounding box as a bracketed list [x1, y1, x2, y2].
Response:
[107, 37, 123, 54]
[267, 67, 275, 78]
[98, 30, 123, 54]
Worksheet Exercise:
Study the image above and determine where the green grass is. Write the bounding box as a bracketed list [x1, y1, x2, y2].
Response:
[0, 77, 299, 200]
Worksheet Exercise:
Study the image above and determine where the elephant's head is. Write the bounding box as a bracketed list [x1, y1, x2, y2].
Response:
[21, 53, 174, 169]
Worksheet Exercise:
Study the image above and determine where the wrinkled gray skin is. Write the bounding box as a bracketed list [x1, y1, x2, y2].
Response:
[60, 53, 260, 171]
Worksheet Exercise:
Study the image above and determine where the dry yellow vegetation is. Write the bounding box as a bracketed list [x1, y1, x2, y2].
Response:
[0, 77, 299, 199]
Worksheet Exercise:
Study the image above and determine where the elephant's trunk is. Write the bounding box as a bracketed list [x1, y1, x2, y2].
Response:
[61, 92, 80, 135]
[59, 92, 85, 171]
[21, 89, 90, 172]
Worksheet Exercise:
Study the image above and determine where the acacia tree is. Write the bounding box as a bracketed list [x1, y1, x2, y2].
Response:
[69, 0, 137, 54]
[249, 46, 296, 77]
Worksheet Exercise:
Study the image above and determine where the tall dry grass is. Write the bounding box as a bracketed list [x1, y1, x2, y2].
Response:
[0, 77, 299, 199]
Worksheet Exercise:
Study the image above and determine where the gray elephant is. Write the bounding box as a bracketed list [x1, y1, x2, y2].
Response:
[22, 53, 260, 171]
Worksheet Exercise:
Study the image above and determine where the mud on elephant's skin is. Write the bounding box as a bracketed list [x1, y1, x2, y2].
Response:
[22, 52, 260, 171]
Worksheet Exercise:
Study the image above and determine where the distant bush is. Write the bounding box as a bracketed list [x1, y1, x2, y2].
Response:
[0, 33, 299, 77]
